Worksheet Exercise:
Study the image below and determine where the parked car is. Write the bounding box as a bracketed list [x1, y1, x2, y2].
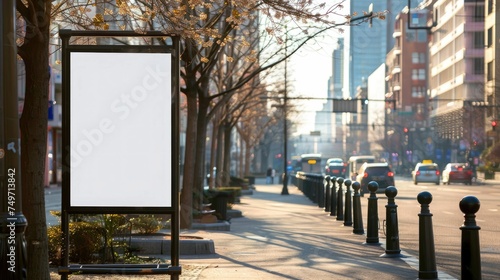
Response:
[355, 162, 395, 196]
[325, 158, 346, 178]
[412, 163, 440, 185]
[442, 163, 473, 185]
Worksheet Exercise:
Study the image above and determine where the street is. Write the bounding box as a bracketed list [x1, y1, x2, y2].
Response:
[44, 177, 500, 278]
[45, 186, 61, 227]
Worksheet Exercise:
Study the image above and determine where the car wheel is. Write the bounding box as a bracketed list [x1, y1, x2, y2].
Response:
[436, 181, 440, 185]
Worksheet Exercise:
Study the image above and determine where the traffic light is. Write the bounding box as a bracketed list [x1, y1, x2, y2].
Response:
[492, 120, 498, 131]
[361, 98, 369, 110]
[403, 127, 409, 134]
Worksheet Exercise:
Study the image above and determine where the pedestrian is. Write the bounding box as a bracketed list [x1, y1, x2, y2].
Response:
[266, 167, 273, 184]
[271, 168, 276, 184]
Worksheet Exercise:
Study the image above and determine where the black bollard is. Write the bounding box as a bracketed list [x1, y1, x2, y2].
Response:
[336, 177, 344, 221]
[381, 186, 402, 258]
[343, 179, 353, 226]
[317, 175, 325, 208]
[364, 181, 381, 245]
[329, 176, 337, 216]
[417, 191, 438, 279]
[460, 196, 481, 280]
[352, 181, 364, 234]
[324, 176, 331, 213]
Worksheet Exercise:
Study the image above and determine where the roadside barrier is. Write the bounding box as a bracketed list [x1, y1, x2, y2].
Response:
[316, 175, 325, 209]
[290, 174, 482, 278]
[329, 176, 337, 217]
[351, 181, 364, 234]
[336, 177, 344, 221]
[459, 196, 481, 280]
[417, 191, 437, 279]
[365, 181, 381, 245]
[343, 179, 353, 226]
[324, 176, 331, 213]
[381, 186, 402, 257]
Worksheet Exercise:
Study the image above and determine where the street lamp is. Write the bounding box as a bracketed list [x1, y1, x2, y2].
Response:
[269, 98, 288, 195]
[281, 89, 289, 195]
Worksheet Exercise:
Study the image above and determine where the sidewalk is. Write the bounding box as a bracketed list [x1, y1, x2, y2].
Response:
[176, 182, 457, 280]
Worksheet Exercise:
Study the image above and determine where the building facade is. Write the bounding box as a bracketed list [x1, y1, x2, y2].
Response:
[429, 0, 486, 165]
[386, 10, 432, 171]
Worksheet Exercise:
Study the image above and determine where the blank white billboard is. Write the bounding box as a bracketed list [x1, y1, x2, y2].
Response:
[69, 52, 172, 207]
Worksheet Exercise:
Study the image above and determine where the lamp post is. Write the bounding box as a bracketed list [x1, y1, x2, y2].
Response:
[281, 87, 289, 195]
[281, 26, 289, 195]
[1, 0, 28, 278]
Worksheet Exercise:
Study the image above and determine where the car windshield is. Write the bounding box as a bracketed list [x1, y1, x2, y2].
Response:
[419, 165, 437, 171]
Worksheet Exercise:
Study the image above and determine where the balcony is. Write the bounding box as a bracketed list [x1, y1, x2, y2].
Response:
[391, 66, 401, 75]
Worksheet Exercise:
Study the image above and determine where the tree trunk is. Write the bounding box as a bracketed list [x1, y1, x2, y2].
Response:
[215, 121, 224, 187]
[209, 119, 218, 189]
[193, 101, 209, 211]
[223, 123, 232, 186]
[245, 140, 252, 176]
[180, 93, 197, 229]
[19, 33, 51, 280]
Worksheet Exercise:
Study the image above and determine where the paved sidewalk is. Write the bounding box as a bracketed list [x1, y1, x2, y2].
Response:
[176, 182, 457, 280]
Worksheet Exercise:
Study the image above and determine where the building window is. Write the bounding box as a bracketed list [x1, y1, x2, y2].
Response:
[417, 30, 427, 42]
[488, 0, 493, 15]
[412, 86, 425, 98]
[474, 58, 484, 74]
[474, 5, 484, 22]
[418, 69, 426, 80]
[487, 61, 493, 81]
[473, 32, 484, 48]
[412, 52, 426, 63]
[412, 52, 419, 63]
[487, 27, 493, 47]
[412, 69, 426, 80]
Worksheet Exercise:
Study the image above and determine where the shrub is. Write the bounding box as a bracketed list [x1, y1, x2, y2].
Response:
[129, 215, 163, 234]
[48, 221, 104, 265]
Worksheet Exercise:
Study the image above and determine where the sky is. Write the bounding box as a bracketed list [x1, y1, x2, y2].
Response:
[263, 1, 351, 135]
[287, 25, 346, 134]
[289, 36, 340, 132]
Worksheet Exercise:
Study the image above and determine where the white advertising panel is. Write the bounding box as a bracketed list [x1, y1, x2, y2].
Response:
[69, 52, 171, 207]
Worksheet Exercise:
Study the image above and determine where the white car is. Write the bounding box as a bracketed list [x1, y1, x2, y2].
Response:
[412, 163, 440, 185]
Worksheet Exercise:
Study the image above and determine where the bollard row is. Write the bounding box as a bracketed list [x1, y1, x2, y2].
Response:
[291, 175, 482, 279]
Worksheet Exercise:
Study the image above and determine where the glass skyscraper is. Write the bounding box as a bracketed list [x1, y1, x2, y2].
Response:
[344, 0, 407, 97]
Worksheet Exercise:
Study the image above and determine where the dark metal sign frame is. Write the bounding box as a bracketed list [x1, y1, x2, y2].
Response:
[58, 29, 181, 279]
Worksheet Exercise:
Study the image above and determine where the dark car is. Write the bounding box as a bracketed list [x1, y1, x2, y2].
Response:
[325, 158, 346, 178]
[355, 162, 395, 196]
[442, 163, 473, 185]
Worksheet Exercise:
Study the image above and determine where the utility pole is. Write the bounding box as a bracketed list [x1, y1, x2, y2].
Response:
[1, 0, 28, 279]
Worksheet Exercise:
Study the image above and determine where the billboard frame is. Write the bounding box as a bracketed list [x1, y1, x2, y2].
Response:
[58, 29, 181, 279]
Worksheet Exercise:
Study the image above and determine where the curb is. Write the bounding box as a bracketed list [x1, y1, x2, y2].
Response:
[130, 236, 215, 255]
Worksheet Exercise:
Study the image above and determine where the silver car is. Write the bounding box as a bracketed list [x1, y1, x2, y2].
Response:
[412, 163, 440, 185]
